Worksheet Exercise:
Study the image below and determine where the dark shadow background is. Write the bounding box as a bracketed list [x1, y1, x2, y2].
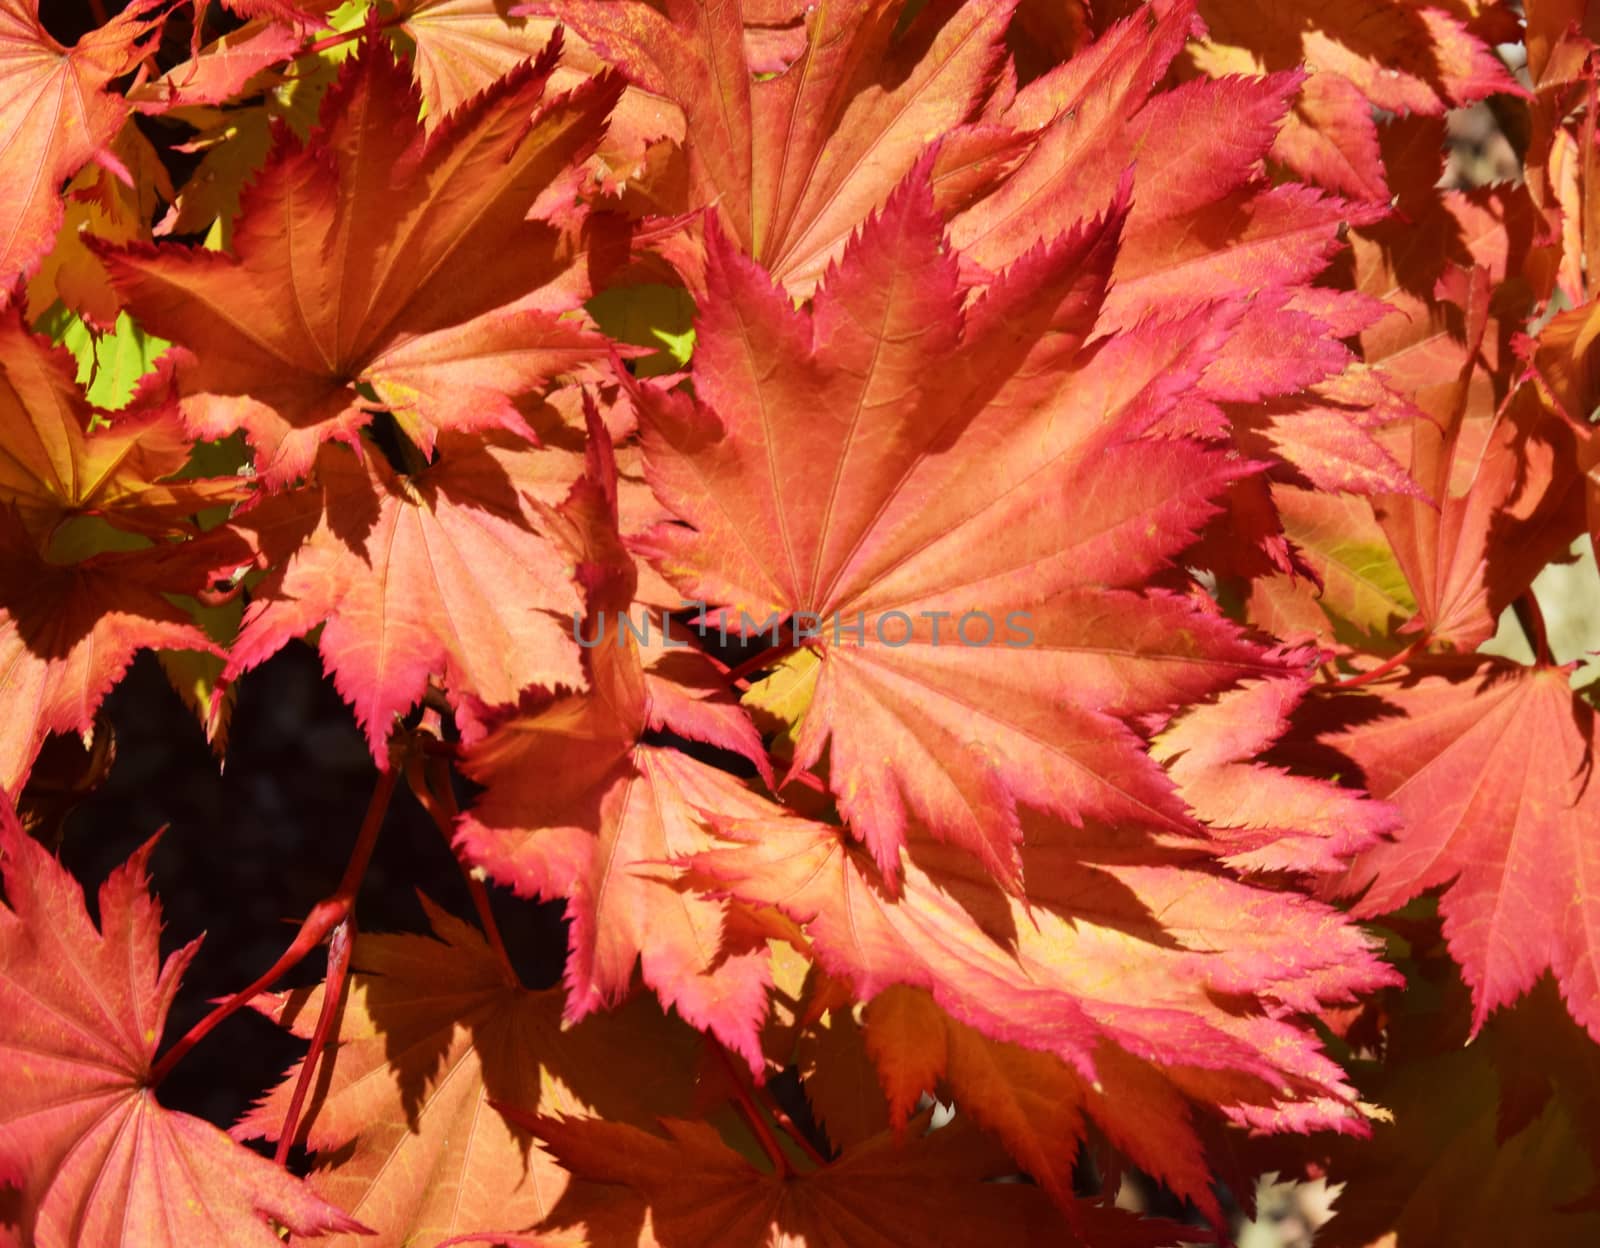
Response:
[58, 647, 570, 1136]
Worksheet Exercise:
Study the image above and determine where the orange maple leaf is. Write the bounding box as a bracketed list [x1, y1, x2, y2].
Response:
[98, 36, 622, 487]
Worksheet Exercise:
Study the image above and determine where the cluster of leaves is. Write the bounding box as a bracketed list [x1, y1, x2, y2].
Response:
[0, 0, 1597, 1244]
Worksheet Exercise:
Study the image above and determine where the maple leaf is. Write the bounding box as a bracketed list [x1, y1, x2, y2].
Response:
[0, 511, 233, 795]
[25, 122, 174, 328]
[1226, 357, 1426, 500]
[0, 801, 363, 1246]
[682, 806, 1396, 1214]
[1531, 288, 1600, 429]
[854, 983, 1297, 1233]
[0, 310, 245, 541]
[858, 984, 1138, 1218]
[374, 0, 678, 174]
[788, 1003, 892, 1154]
[1516, 3, 1600, 311]
[531, 0, 1020, 293]
[1369, 274, 1583, 649]
[1317, 962, 1600, 1247]
[1245, 482, 1418, 652]
[395, 0, 576, 119]
[0, 0, 163, 295]
[457, 412, 779, 1067]
[520, 1110, 1152, 1247]
[222, 433, 590, 766]
[635, 159, 1299, 886]
[1153, 673, 1400, 875]
[460, 714, 782, 1071]
[1294, 656, 1600, 1043]
[944, 1, 1409, 505]
[1178, 0, 1521, 201]
[1343, 116, 1538, 399]
[950, 4, 1377, 323]
[1312, 130, 1585, 644]
[97, 35, 622, 487]
[127, 19, 305, 115]
[239, 895, 699, 1248]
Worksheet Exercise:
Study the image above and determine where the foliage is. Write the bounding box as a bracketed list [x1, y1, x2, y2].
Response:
[1, 0, 1598, 1244]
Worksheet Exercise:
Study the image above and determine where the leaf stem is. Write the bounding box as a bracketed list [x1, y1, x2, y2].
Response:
[406, 752, 519, 985]
[272, 914, 354, 1165]
[1514, 592, 1553, 667]
[726, 634, 800, 686]
[302, 14, 405, 57]
[150, 765, 399, 1086]
[714, 1044, 790, 1176]
[757, 1084, 830, 1167]
[1327, 636, 1426, 690]
[690, 646, 749, 692]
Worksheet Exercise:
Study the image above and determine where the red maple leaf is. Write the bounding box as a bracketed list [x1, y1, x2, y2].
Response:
[222, 432, 592, 765]
[948, 1, 1412, 507]
[459, 707, 783, 1070]
[682, 805, 1396, 1213]
[1300, 656, 1600, 1043]
[24, 122, 176, 328]
[0, 0, 163, 294]
[1532, 277, 1600, 567]
[1370, 270, 1583, 649]
[356, 0, 679, 185]
[530, 0, 1020, 293]
[0, 801, 363, 1246]
[457, 407, 779, 1066]
[98, 36, 622, 487]
[128, 19, 305, 115]
[1344, 115, 1535, 399]
[634, 159, 1299, 886]
[855, 983, 1264, 1229]
[1180, 0, 1522, 202]
[1154, 672, 1402, 875]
